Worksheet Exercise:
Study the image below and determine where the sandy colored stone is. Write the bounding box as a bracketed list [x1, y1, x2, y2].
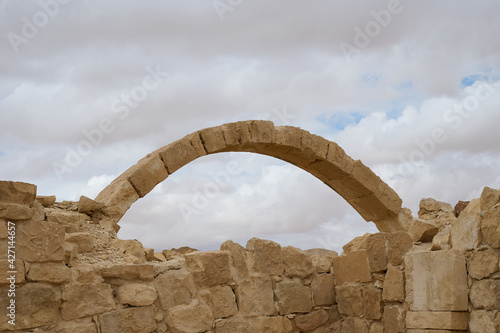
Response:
[405, 250, 468, 311]
[406, 311, 469, 330]
[166, 300, 213, 333]
[335, 285, 363, 317]
[97, 263, 155, 281]
[282, 246, 314, 278]
[246, 238, 284, 276]
[215, 317, 252, 333]
[0, 219, 7, 239]
[71, 266, 95, 283]
[383, 266, 405, 302]
[220, 240, 249, 281]
[418, 198, 457, 226]
[369, 322, 384, 333]
[154, 268, 197, 310]
[0, 202, 33, 220]
[65, 232, 95, 253]
[95, 179, 140, 222]
[275, 280, 313, 315]
[480, 186, 500, 212]
[159, 132, 206, 174]
[185, 250, 232, 287]
[311, 273, 335, 306]
[153, 251, 166, 262]
[61, 283, 115, 320]
[53, 320, 97, 333]
[469, 310, 497, 333]
[199, 125, 227, 153]
[366, 233, 388, 272]
[409, 219, 439, 242]
[304, 248, 337, 273]
[0, 181, 36, 205]
[455, 200, 470, 216]
[383, 304, 406, 333]
[199, 285, 238, 319]
[481, 203, 500, 248]
[341, 317, 370, 333]
[100, 307, 157, 333]
[387, 231, 413, 266]
[236, 277, 276, 316]
[332, 250, 371, 284]
[294, 309, 329, 331]
[451, 198, 482, 251]
[125, 153, 169, 197]
[26, 262, 71, 284]
[431, 224, 451, 250]
[469, 248, 499, 279]
[45, 208, 91, 233]
[470, 279, 500, 310]
[17, 220, 65, 262]
[77, 195, 104, 214]
[0, 258, 25, 284]
[113, 238, 147, 263]
[36, 195, 56, 207]
[250, 316, 293, 333]
[363, 287, 382, 320]
[117, 282, 157, 306]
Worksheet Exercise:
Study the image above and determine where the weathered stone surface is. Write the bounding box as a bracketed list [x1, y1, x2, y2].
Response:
[100, 307, 157, 333]
[275, 280, 313, 315]
[198, 125, 227, 153]
[250, 316, 293, 333]
[469, 249, 499, 279]
[409, 219, 439, 242]
[60, 283, 115, 320]
[311, 273, 335, 306]
[0, 219, 7, 239]
[0, 283, 61, 330]
[246, 238, 284, 275]
[53, 320, 97, 333]
[369, 322, 384, 333]
[0, 202, 34, 220]
[215, 317, 252, 333]
[282, 246, 314, 278]
[431, 224, 451, 250]
[405, 250, 468, 311]
[166, 300, 213, 333]
[113, 239, 147, 263]
[0, 181, 36, 205]
[454, 200, 470, 216]
[342, 233, 371, 254]
[340, 317, 370, 333]
[336, 285, 363, 317]
[236, 277, 276, 316]
[199, 285, 238, 318]
[383, 266, 405, 302]
[159, 133, 206, 174]
[65, 232, 95, 253]
[153, 251, 166, 262]
[125, 153, 169, 197]
[366, 233, 388, 272]
[418, 198, 457, 226]
[26, 262, 71, 284]
[451, 198, 481, 251]
[469, 310, 497, 333]
[387, 231, 413, 266]
[363, 287, 382, 320]
[470, 279, 500, 310]
[220, 240, 249, 281]
[97, 263, 155, 281]
[383, 304, 406, 333]
[36, 195, 56, 207]
[95, 179, 140, 221]
[294, 309, 329, 331]
[480, 186, 500, 212]
[304, 248, 337, 273]
[71, 266, 95, 283]
[481, 203, 500, 248]
[45, 208, 91, 232]
[185, 250, 232, 287]
[0, 258, 25, 284]
[117, 282, 157, 306]
[332, 250, 371, 284]
[77, 195, 104, 214]
[17, 220, 65, 262]
[406, 311, 469, 330]
[154, 269, 197, 310]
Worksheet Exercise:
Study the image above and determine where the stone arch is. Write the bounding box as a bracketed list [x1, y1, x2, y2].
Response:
[94, 120, 407, 232]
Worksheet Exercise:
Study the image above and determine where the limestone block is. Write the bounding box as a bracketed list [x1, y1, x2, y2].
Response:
[431, 224, 451, 250]
[342, 233, 371, 253]
[363, 287, 382, 320]
[246, 238, 284, 276]
[405, 250, 468, 311]
[418, 198, 457, 226]
[387, 231, 413, 266]
[480, 186, 500, 212]
[332, 250, 371, 285]
[326, 141, 355, 176]
[283, 246, 314, 278]
[215, 317, 252, 333]
[409, 219, 439, 242]
[166, 300, 214, 333]
[26, 262, 71, 284]
[294, 309, 329, 331]
[126, 154, 169, 197]
[0, 219, 6, 239]
[250, 316, 293, 333]
[97, 264, 154, 281]
[275, 280, 312, 315]
[383, 266, 405, 302]
[335, 285, 363, 317]
[77, 195, 104, 214]
[95, 179, 140, 221]
[60, 283, 115, 320]
[31, 199, 44, 221]
[36, 195, 56, 207]
[71, 266, 95, 283]
[481, 203, 500, 248]
[304, 248, 337, 273]
[341, 317, 370, 333]
[45, 208, 90, 233]
[153, 251, 166, 262]
[236, 277, 276, 316]
[0, 283, 61, 330]
[17, 220, 65, 262]
[53, 320, 97, 333]
[199, 285, 238, 319]
[198, 125, 227, 153]
[406, 311, 469, 330]
[383, 304, 406, 333]
[470, 279, 500, 310]
[369, 322, 384, 333]
[469, 310, 497, 333]
[0, 181, 36, 205]
[301, 131, 329, 160]
[0, 202, 34, 220]
[0, 258, 25, 284]
[159, 133, 206, 173]
[366, 233, 388, 273]
[100, 307, 157, 333]
[154, 269, 197, 310]
[469, 249, 499, 279]
[451, 197, 481, 251]
[65, 232, 95, 253]
[143, 247, 154, 261]
[113, 239, 147, 263]
[219, 122, 242, 148]
[117, 282, 157, 306]
[311, 273, 335, 306]
[185, 250, 232, 287]
[220, 240, 249, 281]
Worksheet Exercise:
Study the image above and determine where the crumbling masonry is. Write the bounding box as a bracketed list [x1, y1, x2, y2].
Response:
[0, 120, 499, 332]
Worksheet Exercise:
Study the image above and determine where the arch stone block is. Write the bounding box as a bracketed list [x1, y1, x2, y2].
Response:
[95, 120, 407, 232]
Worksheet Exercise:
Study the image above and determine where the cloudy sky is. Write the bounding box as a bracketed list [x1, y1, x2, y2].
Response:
[1, 0, 500, 253]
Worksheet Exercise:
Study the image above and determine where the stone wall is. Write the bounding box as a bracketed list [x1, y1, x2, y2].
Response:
[1, 180, 499, 332]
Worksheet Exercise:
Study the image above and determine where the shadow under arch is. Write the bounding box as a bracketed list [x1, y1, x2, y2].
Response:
[94, 120, 407, 232]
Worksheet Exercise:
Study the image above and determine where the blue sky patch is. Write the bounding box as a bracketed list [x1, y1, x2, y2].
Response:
[317, 112, 364, 131]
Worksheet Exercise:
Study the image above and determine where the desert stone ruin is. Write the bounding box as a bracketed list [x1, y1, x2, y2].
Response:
[0, 120, 499, 332]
